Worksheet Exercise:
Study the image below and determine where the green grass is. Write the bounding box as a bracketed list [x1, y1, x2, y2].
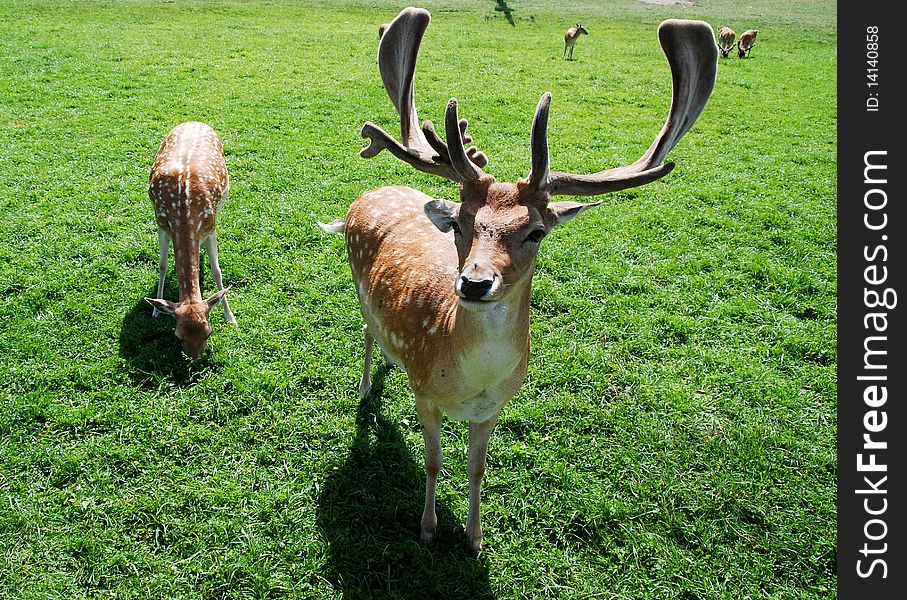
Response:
[0, 1, 836, 598]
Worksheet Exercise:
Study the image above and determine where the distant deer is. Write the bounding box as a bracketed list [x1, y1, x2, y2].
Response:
[563, 23, 588, 59]
[145, 121, 236, 359]
[718, 26, 735, 58]
[738, 29, 758, 58]
[321, 8, 716, 553]
[378, 22, 389, 39]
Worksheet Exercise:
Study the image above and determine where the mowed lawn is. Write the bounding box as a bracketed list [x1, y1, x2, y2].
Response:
[0, 1, 836, 598]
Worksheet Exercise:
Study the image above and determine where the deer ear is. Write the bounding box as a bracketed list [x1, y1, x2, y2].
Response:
[205, 288, 229, 310]
[546, 200, 603, 229]
[144, 297, 177, 315]
[424, 198, 460, 232]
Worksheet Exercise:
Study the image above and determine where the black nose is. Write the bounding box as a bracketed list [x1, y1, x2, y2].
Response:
[460, 276, 493, 300]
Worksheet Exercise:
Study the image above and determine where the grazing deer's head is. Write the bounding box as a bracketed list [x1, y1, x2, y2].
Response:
[145, 290, 228, 358]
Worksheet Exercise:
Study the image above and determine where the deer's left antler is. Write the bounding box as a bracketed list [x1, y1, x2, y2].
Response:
[530, 19, 718, 196]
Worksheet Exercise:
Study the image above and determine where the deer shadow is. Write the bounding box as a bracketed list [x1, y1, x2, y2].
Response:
[493, 0, 515, 26]
[317, 365, 495, 599]
[117, 280, 218, 387]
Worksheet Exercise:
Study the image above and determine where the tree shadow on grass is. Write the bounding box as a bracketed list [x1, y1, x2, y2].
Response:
[317, 365, 495, 599]
[117, 283, 217, 387]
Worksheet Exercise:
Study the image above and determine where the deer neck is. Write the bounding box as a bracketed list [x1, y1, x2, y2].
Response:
[448, 274, 532, 383]
[172, 229, 202, 303]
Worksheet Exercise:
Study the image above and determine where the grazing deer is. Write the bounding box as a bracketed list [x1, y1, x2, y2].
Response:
[321, 7, 716, 552]
[145, 121, 236, 359]
[378, 22, 389, 39]
[563, 23, 589, 59]
[718, 26, 736, 58]
[738, 29, 758, 58]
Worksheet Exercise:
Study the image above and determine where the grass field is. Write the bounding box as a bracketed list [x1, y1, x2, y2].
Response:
[0, 1, 836, 598]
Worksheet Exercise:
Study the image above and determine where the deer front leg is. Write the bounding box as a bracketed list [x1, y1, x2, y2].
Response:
[466, 413, 500, 553]
[152, 228, 169, 318]
[206, 233, 236, 324]
[359, 325, 373, 399]
[416, 401, 443, 545]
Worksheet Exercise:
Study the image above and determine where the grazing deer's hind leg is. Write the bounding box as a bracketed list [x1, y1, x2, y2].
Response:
[152, 228, 169, 318]
[466, 413, 500, 553]
[206, 233, 236, 324]
[359, 326, 374, 399]
[417, 401, 443, 545]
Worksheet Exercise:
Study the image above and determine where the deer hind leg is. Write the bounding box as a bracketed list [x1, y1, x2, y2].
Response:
[206, 233, 236, 324]
[416, 401, 443, 545]
[359, 325, 373, 399]
[466, 413, 499, 553]
[152, 228, 169, 318]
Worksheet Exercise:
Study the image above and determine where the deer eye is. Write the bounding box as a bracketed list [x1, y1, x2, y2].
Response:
[523, 228, 546, 245]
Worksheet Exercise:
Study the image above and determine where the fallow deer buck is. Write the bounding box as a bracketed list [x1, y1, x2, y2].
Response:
[145, 121, 236, 359]
[563, 23, 589, 60]
[321, 7, 717, 552]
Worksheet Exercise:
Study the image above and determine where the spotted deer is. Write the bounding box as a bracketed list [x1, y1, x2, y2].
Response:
[738, 29, 758, 58]
[563, 23, 589, 59]
[718, 26, 736, 58]
[321, 8, 717, 552]
[145, 121, 236, 359]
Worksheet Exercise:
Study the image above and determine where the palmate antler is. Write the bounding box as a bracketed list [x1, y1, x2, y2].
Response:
[360, 7, 487, 184]
[362, 9, 717, 199]
[530, 19, 718, 196]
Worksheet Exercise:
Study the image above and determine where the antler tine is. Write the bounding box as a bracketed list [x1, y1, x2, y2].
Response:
[545, 19, 717, 197]
[421, 120, 449, 156]
[459, 118, 488, 168]
[360, 121, 455, 179]
[445, 99, 483, 182]
[528, 92, 551, 189]
[421, 119, 489, 169]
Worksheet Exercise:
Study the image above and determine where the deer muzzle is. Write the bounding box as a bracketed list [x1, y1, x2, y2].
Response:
[456, 262, 501, 304]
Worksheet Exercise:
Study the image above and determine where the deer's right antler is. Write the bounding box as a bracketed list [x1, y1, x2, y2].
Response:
[360, 7, 487, 184]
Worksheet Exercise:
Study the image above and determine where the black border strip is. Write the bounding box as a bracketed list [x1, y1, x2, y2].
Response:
[838, 3, 904, 598]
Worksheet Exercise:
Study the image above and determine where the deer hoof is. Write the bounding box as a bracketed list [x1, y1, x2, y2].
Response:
[420, 527, 436, 546]
[467, 528, 483, 554]
[468, 536, 482, 554]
